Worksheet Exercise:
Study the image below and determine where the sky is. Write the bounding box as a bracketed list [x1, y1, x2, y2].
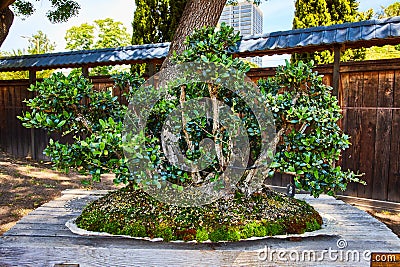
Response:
[0, 0, 397, 66]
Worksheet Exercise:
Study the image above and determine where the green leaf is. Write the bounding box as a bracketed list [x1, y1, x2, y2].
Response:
[99, 142, 105, 151]
[57, 120, 66, 128]
[269, 162, 281, 168]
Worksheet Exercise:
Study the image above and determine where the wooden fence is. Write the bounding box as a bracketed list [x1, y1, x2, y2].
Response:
[0, 59, 399, 203]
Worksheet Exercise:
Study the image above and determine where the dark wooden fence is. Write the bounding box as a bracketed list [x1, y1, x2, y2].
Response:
[1, 59, 399, 203]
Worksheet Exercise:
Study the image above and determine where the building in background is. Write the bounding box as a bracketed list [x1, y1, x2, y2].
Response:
[219, 1, 264, 66]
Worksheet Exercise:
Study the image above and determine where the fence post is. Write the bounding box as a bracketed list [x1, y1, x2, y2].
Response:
[82, 66, 89, 78]
[332, 44, 342, 97]
[29, 69, 36, 160]
[148, 62, 156, 77]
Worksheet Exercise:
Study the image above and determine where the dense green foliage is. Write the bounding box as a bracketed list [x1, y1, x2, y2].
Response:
[131, 0, 187, 74]
[292, 0, 372, 64]
[131, 0, 187, 45]
[19, 24, 363, 199]
[12, 0, 80, 23]
[379, 1, 400, 18]
[76, 186, 322, 242]
[64, 18, 131, 75]
[65, 18, 131, 51]
[259, 60, 364, 196]
[18, 71, 143, 183]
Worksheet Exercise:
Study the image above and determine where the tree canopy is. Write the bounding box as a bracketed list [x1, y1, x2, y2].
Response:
[0, 0, 81, 47]
[379, 1, 400, 18]
[292, 0, 372, 64]
[132, 0, 187, 45]
[65, 18, 131, 51]
[11, 0, 80, 23]
[64, 18, 131, 75]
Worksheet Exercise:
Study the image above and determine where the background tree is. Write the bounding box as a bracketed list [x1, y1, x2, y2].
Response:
[1, 0, 80, 47]
[132, 0, 187, 45]
[64, 23, 94, 51]
[0, 30, 55, 80]
[131, 0, 187, 74]
[27, 30, 56, 54]
[65, 18, 130, 51]
[362, 2, 400, 60]
[379, 1, 400, 18]
[65, 18, 131, 75]
[291, 0, 372, 64]
[376, 2, 400, 53]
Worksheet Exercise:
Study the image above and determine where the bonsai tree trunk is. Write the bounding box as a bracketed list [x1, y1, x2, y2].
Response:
[0, 0, 15, 47]
[161, 0, 226, 69]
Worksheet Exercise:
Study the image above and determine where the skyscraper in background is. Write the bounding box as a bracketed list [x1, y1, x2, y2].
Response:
[218, 1, 264, 66]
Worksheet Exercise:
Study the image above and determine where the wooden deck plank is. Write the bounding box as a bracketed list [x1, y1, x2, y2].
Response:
[0, 190, 399, 267]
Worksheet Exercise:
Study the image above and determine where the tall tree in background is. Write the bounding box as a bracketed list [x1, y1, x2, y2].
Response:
[0, 0, 15, 48]
[131, 0, 188, 74]
[132, 0, 187, 45]
[0, 30, 55, 79]
[65, 18, 131, 75]
[64, 23, 95, 51]
[27, 30, 56, 54]
[65, 18, 130, 51]
[1, 0, 80, 47]
[379, 2, 400, 18]
[292, 0, 371, 64]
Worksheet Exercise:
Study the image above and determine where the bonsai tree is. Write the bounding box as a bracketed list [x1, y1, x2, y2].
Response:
[18, 24, 364, 241]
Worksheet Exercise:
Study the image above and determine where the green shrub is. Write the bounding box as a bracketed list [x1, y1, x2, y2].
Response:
[259, 60, 365, 197]
[195, 228, 209, 242]
[209, 227, 230, 242]
[121, 221, 147, 237]
[154, 223, 174, 241]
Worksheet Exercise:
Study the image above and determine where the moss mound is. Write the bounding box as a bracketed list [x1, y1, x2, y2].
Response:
[76, 186, 323, 242]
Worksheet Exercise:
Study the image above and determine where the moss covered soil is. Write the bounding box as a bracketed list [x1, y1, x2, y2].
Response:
[76, 186, 323, 242]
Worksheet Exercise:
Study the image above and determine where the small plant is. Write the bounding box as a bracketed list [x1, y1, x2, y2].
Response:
[195, 228, 209, 242]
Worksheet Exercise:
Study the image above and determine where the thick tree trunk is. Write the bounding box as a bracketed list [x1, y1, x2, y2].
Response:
[161, 0, 226, 69]
[0, 0, 15, 10]
[0, 5, 14, 48]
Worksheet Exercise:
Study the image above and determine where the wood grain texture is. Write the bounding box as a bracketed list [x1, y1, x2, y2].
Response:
[388, 70, 400, 202]
[358, 72, 378, 199]
[1, 190, 399, 267]
[373, 71, 394, 200]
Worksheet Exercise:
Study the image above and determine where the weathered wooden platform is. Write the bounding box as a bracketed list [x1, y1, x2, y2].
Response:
[1, 189, 399, 267]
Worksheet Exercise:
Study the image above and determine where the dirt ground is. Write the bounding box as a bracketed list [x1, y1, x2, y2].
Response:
[0, 150, 117, 235]
[0, 150, 399, 238]
[365, 209, 400, 238]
